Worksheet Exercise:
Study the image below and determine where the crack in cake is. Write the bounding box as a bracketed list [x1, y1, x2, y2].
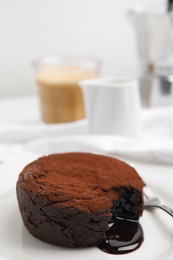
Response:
[16, 152, 144, 247]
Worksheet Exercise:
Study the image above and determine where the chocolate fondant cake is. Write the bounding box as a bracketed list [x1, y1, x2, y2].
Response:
[16, 152, 144, 247]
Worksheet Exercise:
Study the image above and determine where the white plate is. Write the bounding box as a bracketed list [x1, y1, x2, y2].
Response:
[0, 161, 173, 260]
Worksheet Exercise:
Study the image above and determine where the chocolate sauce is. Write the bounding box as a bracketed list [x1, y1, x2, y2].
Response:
[98, 218, 144, 255]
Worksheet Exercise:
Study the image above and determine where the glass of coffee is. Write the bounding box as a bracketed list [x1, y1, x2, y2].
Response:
[33, 56, 101, 123]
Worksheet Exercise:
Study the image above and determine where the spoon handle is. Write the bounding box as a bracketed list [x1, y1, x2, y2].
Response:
[145, 204, 173, 217]
[159, 204, 173, 217]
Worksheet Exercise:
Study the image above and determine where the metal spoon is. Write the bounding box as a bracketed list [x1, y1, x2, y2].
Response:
[143, 184, 173, 217]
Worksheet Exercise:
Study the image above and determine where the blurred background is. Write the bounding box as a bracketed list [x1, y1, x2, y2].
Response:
[0, 0, 166, 97]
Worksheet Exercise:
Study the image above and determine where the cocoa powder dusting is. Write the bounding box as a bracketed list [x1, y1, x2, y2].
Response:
[18, 153, 144, 214]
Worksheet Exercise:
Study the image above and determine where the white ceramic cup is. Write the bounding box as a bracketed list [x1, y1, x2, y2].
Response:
[80, 77, 141, 137]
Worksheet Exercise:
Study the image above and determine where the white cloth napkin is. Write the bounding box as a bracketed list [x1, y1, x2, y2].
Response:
[0, 96, 87, 143]
[24, 133, 173, 165]
[0, 96, 173, 165]
[1, 133, 173, 165]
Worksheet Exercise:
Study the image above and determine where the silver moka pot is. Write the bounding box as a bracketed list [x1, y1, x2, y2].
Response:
[127, 4, 173, 107]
